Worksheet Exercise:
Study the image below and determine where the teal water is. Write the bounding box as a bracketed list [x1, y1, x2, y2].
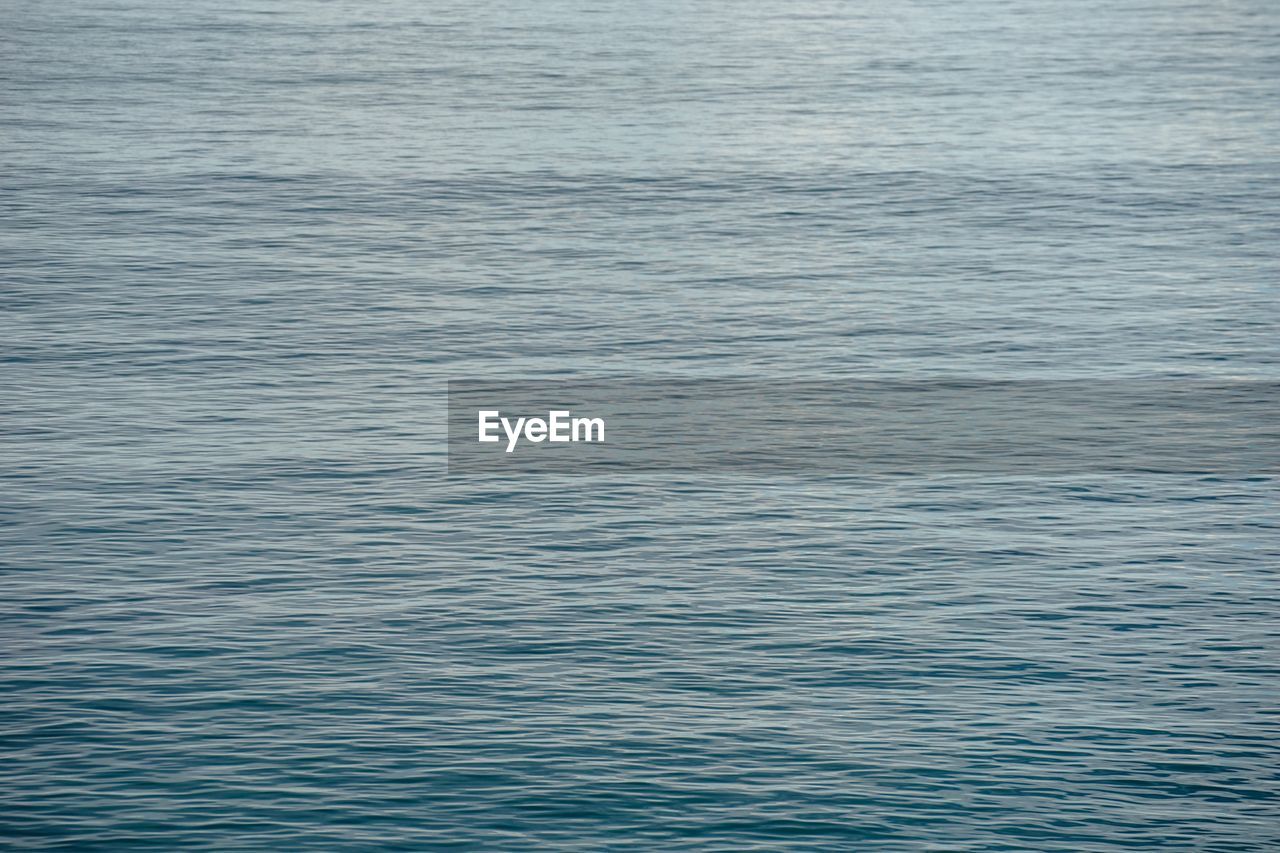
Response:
[3, 0, 1280, 848]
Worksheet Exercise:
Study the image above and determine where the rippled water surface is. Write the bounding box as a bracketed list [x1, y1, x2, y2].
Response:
[4, 0, 1280, 848]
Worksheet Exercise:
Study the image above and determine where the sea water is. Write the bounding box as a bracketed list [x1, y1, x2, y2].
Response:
[3, 0, 1279, 848]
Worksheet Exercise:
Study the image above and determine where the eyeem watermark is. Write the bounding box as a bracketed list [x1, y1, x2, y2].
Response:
[451, 380, 1278, 474]
[478, 410, 605, 452]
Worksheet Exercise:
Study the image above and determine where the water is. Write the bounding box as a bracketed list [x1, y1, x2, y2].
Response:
[3, 0, 1279, 848]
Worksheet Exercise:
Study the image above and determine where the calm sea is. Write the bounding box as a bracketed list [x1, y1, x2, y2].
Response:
[3, 0, 1279, 848]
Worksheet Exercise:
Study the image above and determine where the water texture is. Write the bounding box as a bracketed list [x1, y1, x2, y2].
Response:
[3, 0, 1279, 848]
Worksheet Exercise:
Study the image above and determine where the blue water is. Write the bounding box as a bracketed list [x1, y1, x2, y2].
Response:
[3, 0, 1280, 848]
